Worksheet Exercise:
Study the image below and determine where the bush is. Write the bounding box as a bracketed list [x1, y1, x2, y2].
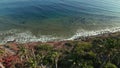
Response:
[104, 62, 117, 68]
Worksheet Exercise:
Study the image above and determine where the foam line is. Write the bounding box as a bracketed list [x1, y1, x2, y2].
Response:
[67, 27, 120, 40]
[0, 27, 120, 44]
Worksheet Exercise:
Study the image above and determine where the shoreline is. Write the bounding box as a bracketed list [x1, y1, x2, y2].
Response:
[1, 28, 120, 58]
[0, 27, 120, 44]
[0, 27, 120, 68]
[0, 28, 120, 45]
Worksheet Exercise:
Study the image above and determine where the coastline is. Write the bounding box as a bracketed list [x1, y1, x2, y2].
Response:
[0, 27, 120, 68]
[1, 0, 120, 67]
[1, 26, 120, 44]
[0, 28, 120, 52]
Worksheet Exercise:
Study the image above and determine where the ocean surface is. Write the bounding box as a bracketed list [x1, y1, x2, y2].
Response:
[0, 0, 120, 43]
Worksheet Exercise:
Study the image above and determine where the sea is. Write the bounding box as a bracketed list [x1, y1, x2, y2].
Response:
[0, 0, 120, 43]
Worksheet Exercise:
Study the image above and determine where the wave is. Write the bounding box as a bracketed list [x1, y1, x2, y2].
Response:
[67, 27, 120, 40]
[0, 26, 120, 44]
[0, 29, 62, 44]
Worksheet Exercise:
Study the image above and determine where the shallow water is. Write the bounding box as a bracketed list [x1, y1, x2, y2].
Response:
[0, 0, 120, 43]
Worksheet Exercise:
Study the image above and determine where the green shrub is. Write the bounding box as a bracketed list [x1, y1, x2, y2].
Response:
[104, 62, 117, 68]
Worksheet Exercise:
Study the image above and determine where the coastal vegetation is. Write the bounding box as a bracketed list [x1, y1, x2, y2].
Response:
[0, 36, 120, 68]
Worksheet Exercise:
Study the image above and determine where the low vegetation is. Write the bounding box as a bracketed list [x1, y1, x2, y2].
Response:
[0, 37, 120, 68]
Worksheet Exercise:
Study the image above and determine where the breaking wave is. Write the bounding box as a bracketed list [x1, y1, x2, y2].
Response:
[0, 29, 62, 44]
[68, 27, 120, 40]
[0, 26, 120, 44]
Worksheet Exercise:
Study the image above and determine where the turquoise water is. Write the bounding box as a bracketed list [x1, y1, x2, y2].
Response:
[0, 0, 120, 43]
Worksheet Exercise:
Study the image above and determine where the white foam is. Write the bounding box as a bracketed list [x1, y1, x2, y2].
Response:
[0, 27, 120, 44]
[0, 30, 61, 44]
[67, 27, 120, 40]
